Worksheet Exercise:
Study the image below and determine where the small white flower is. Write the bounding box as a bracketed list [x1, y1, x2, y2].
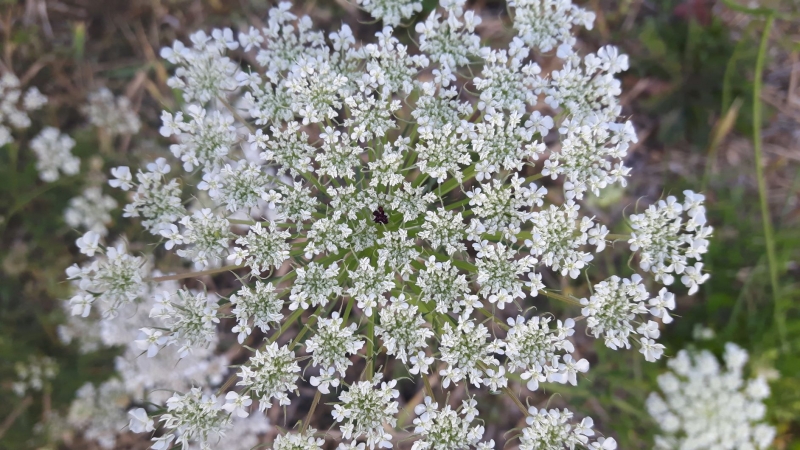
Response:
[135, 328, 167, 358]
[222, 391, 252, 418]
[309, 367, 340, 394]
[76, 231, 102, 256]
[127, 408, 154, 433]
[409, 351, 434, 375]
[109, 166, 133, 190]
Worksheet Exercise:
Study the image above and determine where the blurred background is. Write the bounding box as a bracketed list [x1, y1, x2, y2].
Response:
[0, 0, 798, 448]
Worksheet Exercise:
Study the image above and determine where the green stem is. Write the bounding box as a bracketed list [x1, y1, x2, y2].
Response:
[366, 311, 375, 380]
[541, 289, 583, 307]
[149, 265, 244, 282]
[300, 390, 322, 433]
[721, 0, 792, 17]
[228, 218, 257, 225]
[501, 386, 528, 415]
[478, 307, 510, 330]
[8, 142, 18, 195]
[752, 14, 787, 349]
[288, 307, 322, 349]
[524, 173, 544, 184]
[422, 373, 434, 398]
[302, 171, 329, 198]
[271, 308, 306, 344]
[438, 164, 476, 196]
[343, 296, 355, 322]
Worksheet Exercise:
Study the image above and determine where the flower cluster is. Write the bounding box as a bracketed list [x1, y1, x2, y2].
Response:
[68, 380, 131, 448]
[84, 87, 141, 135]
[519, 407, 615, 450]
[111, 158, 186, 234]
[64, 187, 118, 236]
[509, 0, 596, 53]
[30, 126, 80, 182]
[306, 312, 365, 376]
[230, 281, 284, 343]
[146, 289, 221, 357]
[60, 0, 720, 448]
[67, 234, 147, 318]
[332, 376, 400, 448]
[411, 396, 493, 449]
[647, 343, 776, 450]
[12, 355, 58, 396]
[236, 342, 300, 410]
[156, 387, 231, 450]
[505, 316, 587, 390]
[628, 190, 712, 293]
[58, 274, 264, 450]
[580, 274, 674, 361]
[0, 72, 47, 146]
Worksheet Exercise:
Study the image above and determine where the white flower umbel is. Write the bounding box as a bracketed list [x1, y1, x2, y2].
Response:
[628, 190, 713, 291]
[149, 289, 220, 358]
[236, 342, 300, 410]
[473, 40, 543, 114]
[200, 161, 271, 213]
[272, 428, 326, 450]
[647, 343, 776, 450]
[68, 0, 715, 446]
[438, 315, 505, 389]
[67, 381, 130, 449]
[174, 208, 235, 269]
[157, 387, 232, 450]
[418, 209, 467, 255]
[64, 187, 118, 236]
[519, 407, 612, 450]
[347, 257, 397, 316]
[0, 72, 47, 147]
[525, 200, 599, 278]
[84, 88, 141, 135]
[66, 236, 147, 318]
[546, 116, 635, 199]
[411, 396, 492, 449]
[332, 376, 400, 449]
[356, 0, 423, 26]
[230, 221, 291, 275]
[509, 0, 595, 53]
[290, 262, 341, 310]
[110, 159, 186, 234]
[505, 316, 587, 391]
[475, 242, 535, 303]
[160, 105, 238, 172]
[160, 29, 240, 103]
[30, 126, 79, 182]
[416, 256, 477, 314]
[416, 9, 482, 72]
[375, 295, 433, 363]
[12, 356, 58, 397]
[306, 312, 365, 376]
[580, 274, 673, 361]
[230, 281, 284, 343]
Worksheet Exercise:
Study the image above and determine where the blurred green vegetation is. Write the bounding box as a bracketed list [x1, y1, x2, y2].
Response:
[0, 129, 120, 448]
[573, 1, 800, 448]
[0, 0, 798, 448]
